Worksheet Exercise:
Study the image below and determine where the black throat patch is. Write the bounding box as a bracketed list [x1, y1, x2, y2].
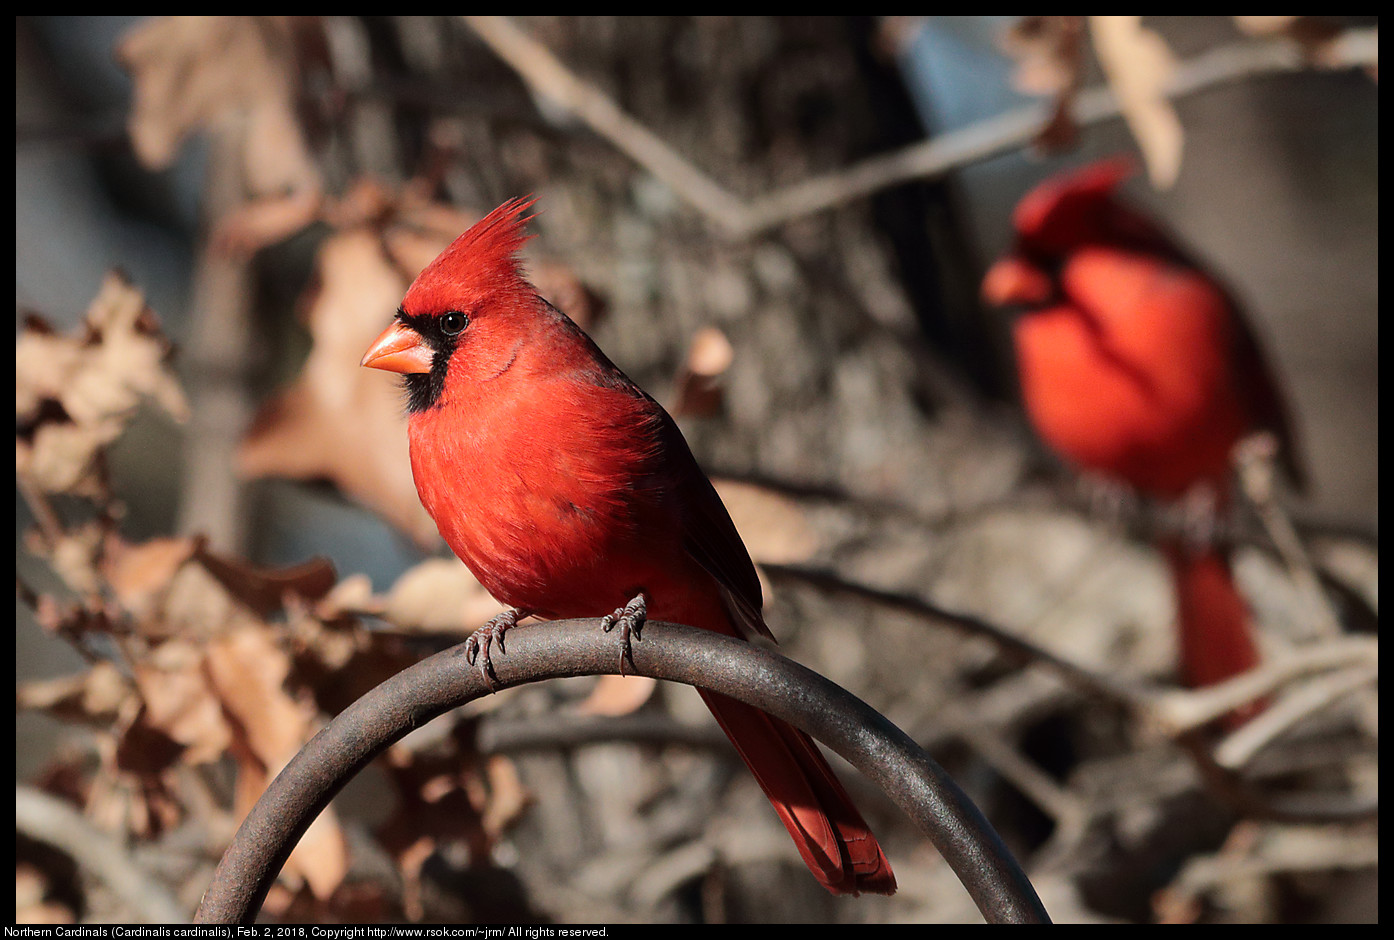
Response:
[395, 309, 460, 413]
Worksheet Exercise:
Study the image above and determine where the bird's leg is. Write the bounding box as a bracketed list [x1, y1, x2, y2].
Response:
[599, 593, 647, 677]
[465, 607, 530, 692]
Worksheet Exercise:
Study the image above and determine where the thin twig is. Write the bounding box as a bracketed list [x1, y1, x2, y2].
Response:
[461, 15, 751, 235]
[1235, 436, 1344, 639]
[1213, 662, 1378, 771]
[16, 785, 187, 924]
[1162, 823, 1377, 906]
[762, 562, 1153, 712]
[956, 719, 1088, 829]
[1148, 636, 1378, 738]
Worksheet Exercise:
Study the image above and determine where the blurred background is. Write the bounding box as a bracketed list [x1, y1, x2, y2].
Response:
[15, 16, 1378, 925]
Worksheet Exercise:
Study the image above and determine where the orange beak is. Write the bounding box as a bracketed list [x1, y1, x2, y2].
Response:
[981, 255, 1053, 308]
[360, 320, 434, 374]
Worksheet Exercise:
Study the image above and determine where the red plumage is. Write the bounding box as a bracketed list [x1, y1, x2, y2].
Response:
[983, 160, 1301, 712]
[363, 199, 895, 895]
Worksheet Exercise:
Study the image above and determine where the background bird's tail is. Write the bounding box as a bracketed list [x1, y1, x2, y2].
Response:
[697, 687, 897, 895]
[1162, 539, 1264, 725]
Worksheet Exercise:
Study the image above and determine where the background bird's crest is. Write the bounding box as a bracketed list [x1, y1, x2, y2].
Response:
[403, 196, 540, 316]
[1014, 157, 1136, 250]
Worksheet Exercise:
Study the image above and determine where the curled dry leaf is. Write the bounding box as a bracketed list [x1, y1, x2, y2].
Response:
[1088, 16, 1184, 188]
[711, 478, 820, 566]
[533, 261, 604, 331]
[376, 740, 531, 916]
[26, 522, 106, 598]
[102, 712, 186, 838]
[207, 625, 315, 767]
[14, 861, 75, 926]
[212, 172, 420, 260]
[27, 593, 118, 647]
[117, 16, 320, 198]
[98, 533, 201, 625]
[313, 572, 379, 621]
[131, 640, 234, 765]
[379, 557, 503, 633]
[1001, 16, 1085, 97]
[237, 228, 442, 547]
[211, 189, 326, 258]
[1231, 16, 1303, 36]
[194, 542, 337, 617]
[16, 273, 187, 498]
[206, 624, 349, 899]
[671, 326, 734, 419]
[576, 674, 660, 718]
[1233, 15, 1350, 68]
[999, 16, 1086, 153]
[16, 661, 134, 727]
[259, 881, 390, 927]
[479, 754, 531, 838]
[380, 191, 481, 257]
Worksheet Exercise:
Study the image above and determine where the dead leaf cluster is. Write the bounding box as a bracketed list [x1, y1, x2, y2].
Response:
[118, 16, 321, 200]
[16, 282, 537, 922]
[17, 273, 187, 499]
[19, 518, 541, 920]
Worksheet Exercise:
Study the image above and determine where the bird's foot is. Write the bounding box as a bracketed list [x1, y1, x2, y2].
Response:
[599, 593, 647, 677]
[465, 607, 529, 692]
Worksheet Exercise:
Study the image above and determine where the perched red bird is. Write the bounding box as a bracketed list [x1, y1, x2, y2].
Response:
[361, 198, 895, 895]
[981, 159, 1302, 710]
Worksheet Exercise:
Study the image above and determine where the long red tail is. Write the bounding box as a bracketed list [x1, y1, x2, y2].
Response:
[697, 687, 896, 895]
[1162, 540, 1264, 724]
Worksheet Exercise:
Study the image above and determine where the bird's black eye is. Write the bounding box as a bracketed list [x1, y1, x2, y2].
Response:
[440, 311, 469, 336]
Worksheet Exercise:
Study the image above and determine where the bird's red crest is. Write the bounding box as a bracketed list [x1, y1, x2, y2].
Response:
[403, 196, 539, 316]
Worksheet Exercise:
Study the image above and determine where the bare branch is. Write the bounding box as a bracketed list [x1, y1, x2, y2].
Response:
[461, 15, 751, 236]
[461, 18, 1378, 237]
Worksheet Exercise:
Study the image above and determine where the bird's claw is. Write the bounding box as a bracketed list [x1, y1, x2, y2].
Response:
[599, 593, 647, 677]
[465, 608, 526, 692]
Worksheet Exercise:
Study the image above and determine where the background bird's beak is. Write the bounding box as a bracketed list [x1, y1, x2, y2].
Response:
[981, 256, 1052, 308]
[360, 321, 434, 374]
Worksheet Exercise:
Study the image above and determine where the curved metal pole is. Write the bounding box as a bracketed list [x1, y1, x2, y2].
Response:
[195, 619, 1050, 924]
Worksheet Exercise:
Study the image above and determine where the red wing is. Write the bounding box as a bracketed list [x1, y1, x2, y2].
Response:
[646, 411, 769, 642]
[679, 466, 772, 642]
[586, 369, 771, 642]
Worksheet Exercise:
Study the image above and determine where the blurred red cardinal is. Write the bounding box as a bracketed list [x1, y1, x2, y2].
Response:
[361, 199, 895, 895]
[981, 159, 1303, 712]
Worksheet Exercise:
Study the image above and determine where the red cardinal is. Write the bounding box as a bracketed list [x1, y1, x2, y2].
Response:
[361, 199, 895, 895]
[981, 159, 1302, 712]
